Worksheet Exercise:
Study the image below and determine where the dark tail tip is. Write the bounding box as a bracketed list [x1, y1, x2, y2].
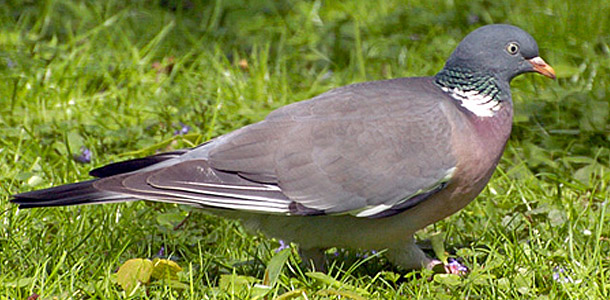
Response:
[11, 180, 102, 208]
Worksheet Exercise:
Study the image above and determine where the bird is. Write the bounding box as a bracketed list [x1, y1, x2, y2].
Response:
[12, 24, 555, 272]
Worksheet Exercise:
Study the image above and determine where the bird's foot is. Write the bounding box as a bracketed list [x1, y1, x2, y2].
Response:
[428, 257, 468, 275]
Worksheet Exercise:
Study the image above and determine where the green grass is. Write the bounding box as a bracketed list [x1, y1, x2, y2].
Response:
[1, 0, 609, 298]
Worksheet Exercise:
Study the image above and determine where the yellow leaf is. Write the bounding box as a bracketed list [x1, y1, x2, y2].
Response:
[116, 258, 153, 294]
[151, 258, 183, 280]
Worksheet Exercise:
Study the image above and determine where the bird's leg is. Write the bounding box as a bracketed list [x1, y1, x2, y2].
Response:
[385, 238, 435, 270]
[386, 238, 468, 275]
[299, 247, 326, 272]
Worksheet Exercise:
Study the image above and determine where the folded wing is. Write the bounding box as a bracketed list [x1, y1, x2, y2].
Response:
[14, 77, 458, 218]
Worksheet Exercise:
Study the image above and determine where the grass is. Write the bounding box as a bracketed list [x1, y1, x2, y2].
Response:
[1, 0, 609, 298]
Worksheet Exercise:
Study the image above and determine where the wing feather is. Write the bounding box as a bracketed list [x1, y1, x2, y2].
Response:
[93, 160, 292, 214]
[206, 77, 458, 217]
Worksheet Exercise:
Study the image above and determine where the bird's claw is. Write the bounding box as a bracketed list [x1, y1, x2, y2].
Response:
[428, 258, 468, 276]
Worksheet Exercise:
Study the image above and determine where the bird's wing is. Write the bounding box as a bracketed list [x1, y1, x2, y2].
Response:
[97, 78, 456, 217]
[93, 159, 293, 213]
[30, 77, 458, 218]
[211, 77, 458, 217]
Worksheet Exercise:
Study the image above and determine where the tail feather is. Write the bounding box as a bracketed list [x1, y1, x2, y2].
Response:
[11, 180, 133, 209]
[11, 150, 193, 208]
[89, 150, 188, 178]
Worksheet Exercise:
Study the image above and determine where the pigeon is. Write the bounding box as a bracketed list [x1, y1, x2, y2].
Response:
[12, 24, 555, 272]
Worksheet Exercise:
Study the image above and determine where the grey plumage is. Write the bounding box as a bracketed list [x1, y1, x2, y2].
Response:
[12, 24, 555, 271]
[16, 78, 456, 218]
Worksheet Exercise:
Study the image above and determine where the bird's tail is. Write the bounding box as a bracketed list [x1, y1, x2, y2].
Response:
[11, 150, 190, 209]
[11, 179, 135, 209]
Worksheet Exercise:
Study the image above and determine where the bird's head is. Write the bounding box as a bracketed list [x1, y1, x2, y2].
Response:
[443, 24, 555, 82]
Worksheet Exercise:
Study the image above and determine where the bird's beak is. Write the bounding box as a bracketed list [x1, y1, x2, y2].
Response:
[528, 56, 556, 79]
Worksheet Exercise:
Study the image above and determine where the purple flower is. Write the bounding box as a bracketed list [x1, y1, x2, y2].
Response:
[174, 123, 191, 136]
[73, 146, 92, 163]
[553, 266, 574, 283]
[275, 240, 289, 253]
[468, 14, 480, 25]
[156, 246, 165, 257]
[6, 58, 15, 69]
[446, 258, 468, 274]
[356, 250, 378, 259]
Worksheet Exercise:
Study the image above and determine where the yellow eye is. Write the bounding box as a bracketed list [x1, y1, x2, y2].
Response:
[506, 42, 520, 55]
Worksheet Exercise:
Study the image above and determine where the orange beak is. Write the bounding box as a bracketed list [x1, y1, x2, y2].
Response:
[528, 56, 556, 79]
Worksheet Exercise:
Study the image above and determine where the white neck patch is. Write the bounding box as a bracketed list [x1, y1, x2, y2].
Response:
[440, 86, 502, 117]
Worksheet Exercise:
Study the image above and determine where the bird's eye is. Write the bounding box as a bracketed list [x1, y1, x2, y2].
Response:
[506, 42, 520, 55]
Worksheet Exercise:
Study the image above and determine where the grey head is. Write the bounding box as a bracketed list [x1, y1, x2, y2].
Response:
[435, 24, 555, 105]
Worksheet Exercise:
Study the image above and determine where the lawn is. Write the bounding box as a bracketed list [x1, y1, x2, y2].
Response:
[1, 0, 609, 299]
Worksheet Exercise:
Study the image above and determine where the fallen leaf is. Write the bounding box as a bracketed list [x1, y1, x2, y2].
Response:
[151, 258, 182, 280]
[116, 258, 153, 294]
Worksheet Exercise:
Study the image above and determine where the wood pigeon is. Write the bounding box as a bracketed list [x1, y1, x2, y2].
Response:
[12, 24, 555, 272]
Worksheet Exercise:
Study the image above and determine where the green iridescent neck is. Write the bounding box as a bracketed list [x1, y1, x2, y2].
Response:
[435, 67, 502, 100]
